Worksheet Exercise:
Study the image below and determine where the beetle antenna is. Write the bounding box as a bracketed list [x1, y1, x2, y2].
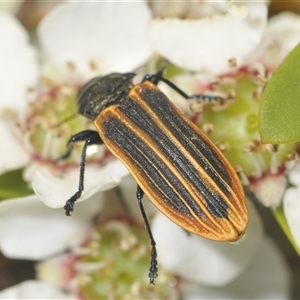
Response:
[156, 61, 169, 77]
[53, 113, 79, 127]
[143, 61, 169, 86]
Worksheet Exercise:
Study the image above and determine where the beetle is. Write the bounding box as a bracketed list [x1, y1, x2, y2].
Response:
[60, 68, 248, 284]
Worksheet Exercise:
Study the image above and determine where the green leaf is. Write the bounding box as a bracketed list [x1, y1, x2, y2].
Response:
[259, 42, 300, 144]
[0, 169, 33, 200]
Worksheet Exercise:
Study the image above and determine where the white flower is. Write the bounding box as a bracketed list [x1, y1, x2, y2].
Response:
[181, 237, 291, 299]
[256, 11, 300, 68]
[152, 200, 263, 287]
[0, 0, 151, 264]
[153, 9, 300, 213]
[119, 177, 290, 299]
[0, 193, 103, 260]
[0, 3, 294, 298]
[0, 179, 291, 299]
[0, 11, 38, 175]
[0, 2, 151, 202]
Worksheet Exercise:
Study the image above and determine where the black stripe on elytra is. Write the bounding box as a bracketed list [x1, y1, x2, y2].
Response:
[139, 88, 230, 218]
[118, 94, 228, 218]
[144, 88, 232, 218]
[102, 116, 205, 217]
[141, 87, 231, 184]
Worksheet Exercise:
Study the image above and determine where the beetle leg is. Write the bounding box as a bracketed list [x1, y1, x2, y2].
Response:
[56, 130, 101, 161]
[144, 73, 223, 102]
[136, 185, 158, 284]
[62, 130, 104, 216]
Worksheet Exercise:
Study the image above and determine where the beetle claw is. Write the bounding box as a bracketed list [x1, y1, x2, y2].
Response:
[64, 200, 74, 216]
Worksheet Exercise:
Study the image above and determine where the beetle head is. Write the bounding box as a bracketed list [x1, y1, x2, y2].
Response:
[78, 72, 135, 120]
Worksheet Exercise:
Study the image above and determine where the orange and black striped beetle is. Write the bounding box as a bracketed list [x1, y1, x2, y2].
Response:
[61, 68, 248, 284]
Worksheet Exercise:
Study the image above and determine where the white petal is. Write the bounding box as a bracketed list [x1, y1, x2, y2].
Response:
[287, 162, 300, 186]
[38, 2, 152, 77]
[0, 12, 39, 111]
[182, 237, 290, 299]
[35, 254, 73, 288]
[250, 173, 286, 208]
[118, 174, 158, 221]
[0, 194, 102, 259]
[151, 200, 263, 286]
[149, 3, 267, 73]
[32, 160, 129, 208]
[262, 12, 300, 62]
[0, 119, 30, 175]
[283, 186, 300, 248]
[0, 280, 72, 299]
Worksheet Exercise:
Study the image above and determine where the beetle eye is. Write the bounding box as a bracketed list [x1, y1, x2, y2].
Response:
[97, 81, 115, 95]
[104, 86, 113, 94]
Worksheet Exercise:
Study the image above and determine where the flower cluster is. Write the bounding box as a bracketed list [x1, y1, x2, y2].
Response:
[0, 1, 298, 298]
